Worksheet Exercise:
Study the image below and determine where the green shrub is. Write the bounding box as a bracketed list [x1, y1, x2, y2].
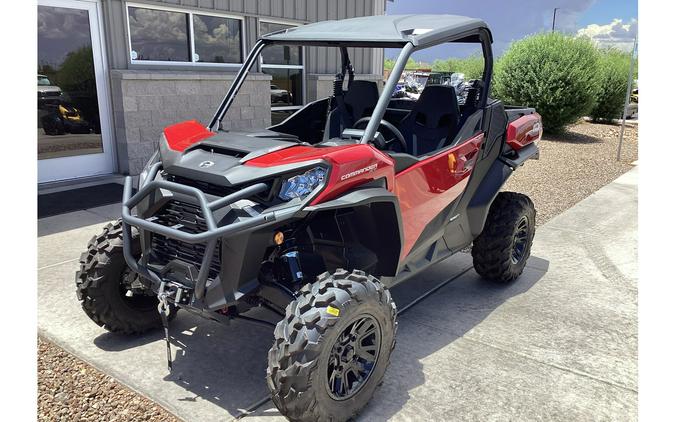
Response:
[431, 54, 485, 80]
[493, 32, 600, 132]
[590, 49, 632, 121]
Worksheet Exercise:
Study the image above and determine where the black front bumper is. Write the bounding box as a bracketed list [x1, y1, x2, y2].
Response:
[121, 163, 301, 310]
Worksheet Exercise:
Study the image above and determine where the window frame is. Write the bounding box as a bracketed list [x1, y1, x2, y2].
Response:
[125, 2, 245, 67]
[259, 18, 306, 112]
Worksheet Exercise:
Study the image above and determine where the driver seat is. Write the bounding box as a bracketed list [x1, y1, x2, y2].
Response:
[324, 80, 380, 140]
[399, 85, 461, 156]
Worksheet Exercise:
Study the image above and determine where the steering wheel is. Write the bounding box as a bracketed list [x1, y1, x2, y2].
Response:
[353, 117, 407, 152]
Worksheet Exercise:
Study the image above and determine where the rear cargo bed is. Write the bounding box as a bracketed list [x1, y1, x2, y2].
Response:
[505, 106, 536, 123]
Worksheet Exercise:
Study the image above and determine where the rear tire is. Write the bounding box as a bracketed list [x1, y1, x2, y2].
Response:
[472, 192, 536, 283]
[75, 220, 165, 334]
[267, 269, 397, 422]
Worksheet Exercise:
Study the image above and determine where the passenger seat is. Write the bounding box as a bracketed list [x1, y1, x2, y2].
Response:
[324, 80, 380, 140]
[399, 85, 461, 156]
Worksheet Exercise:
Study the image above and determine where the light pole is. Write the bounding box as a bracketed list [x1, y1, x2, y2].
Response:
[552, 7, 560, 32]
[617, 36, 638, 161]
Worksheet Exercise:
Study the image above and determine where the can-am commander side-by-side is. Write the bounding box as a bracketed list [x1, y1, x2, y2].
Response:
[76, 15, 541, 422]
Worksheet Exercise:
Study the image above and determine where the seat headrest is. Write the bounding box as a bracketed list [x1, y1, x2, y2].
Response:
[411, 85, 460, 129]
[344, 80, 380, 120]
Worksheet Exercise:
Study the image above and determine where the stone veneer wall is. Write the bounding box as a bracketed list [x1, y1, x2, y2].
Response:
[110, 70, 271, 175]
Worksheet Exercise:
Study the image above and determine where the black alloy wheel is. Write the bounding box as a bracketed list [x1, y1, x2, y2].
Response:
[326, 315, 381, 400]
[511, 216, 530, 265]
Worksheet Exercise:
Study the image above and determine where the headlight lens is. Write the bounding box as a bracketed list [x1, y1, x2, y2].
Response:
[279, 167, 327, 201]
[138, 150, 159, 188]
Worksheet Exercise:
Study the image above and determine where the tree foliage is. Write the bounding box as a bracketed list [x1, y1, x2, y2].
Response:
[431, 54, 485, 80]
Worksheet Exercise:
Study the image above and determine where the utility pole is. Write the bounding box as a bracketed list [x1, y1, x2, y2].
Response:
[617, 36, 638, 161]
[552, 8, 560, 32]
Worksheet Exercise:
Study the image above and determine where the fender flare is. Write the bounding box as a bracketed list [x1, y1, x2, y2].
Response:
[305, 187, 403, 277]
[466, 159, 514, 237]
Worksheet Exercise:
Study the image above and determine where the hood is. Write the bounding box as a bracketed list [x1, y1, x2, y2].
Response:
[159, 120, 325, 187]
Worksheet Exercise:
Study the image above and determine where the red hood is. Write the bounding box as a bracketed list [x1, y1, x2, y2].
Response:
[162, 120, 395, 205]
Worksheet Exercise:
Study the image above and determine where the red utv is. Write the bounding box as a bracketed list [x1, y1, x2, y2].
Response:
[76, 14, 541, 422]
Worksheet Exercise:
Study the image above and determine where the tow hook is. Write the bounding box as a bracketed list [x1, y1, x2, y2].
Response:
[157, 282, 173, 372]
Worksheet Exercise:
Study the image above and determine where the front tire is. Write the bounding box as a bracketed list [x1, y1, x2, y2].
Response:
[75, 220, 164, 334]
[472, 192, 536, 283]
[267, 269, 397, 422]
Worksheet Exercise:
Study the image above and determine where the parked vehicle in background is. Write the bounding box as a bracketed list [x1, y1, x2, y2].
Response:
[626, 86, 638, 119]
[37, 74, 62, 107]
[40, 102, 92, 136]
[270, 84, 292, 104]
[76, 15, 542, 422]
[426, 71, 453, 86]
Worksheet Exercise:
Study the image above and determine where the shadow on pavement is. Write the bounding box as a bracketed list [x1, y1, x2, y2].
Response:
[94, 307, 277, 418]
[92, 254, 548, 420]
[362, 259, 548, 421]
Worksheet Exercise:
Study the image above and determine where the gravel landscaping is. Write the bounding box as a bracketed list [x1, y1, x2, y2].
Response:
[37, 120, 637, 421]
[503, 120, 638, 225]
[38, 337, 180, 422]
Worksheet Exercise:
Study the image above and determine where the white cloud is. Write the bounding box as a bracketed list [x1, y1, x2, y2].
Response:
[577, 18, 638, 52]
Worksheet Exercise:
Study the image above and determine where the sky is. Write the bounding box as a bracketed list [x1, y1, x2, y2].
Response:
[385, 0, 638, 61]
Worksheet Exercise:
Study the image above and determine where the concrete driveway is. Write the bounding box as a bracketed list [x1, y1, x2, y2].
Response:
[38, 168, 637, 421]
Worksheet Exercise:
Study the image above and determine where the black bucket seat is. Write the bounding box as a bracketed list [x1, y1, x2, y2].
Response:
[399, 85, 461, 156]
[324, 80, 380, 139]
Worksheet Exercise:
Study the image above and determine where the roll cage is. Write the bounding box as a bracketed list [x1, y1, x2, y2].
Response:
[208, 17, 494, 145]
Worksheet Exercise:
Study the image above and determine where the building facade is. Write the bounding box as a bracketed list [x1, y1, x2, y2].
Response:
[38, 0, 386, 183]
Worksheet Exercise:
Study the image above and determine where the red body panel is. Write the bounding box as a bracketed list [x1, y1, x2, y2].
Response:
[394, 133, 484, 259]
[310, 145, 395, 205]
[163, 120, 215, 152]
[246, 144, 396, 205]
[161, 118, 484, 263]
[506, 113, 542, 151]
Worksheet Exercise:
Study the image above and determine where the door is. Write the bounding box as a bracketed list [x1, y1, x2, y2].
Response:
[394, 134, 484, 259]
[38, 0, 114, 183]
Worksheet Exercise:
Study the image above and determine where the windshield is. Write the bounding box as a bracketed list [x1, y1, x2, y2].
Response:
[38, 75, 52, 86]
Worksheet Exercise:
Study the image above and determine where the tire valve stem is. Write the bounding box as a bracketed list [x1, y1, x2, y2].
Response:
[157, 284, 172, 372]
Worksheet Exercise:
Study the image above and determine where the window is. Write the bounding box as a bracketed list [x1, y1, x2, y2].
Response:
[127, 5, 242, 65]
[260, 21, 304, 124]
[193, 14, 242, 63]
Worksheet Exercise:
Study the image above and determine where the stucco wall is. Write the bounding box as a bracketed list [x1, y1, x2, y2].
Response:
[111, 70, 271, 174]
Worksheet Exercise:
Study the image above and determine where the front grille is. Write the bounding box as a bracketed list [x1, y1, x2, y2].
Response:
[39, 91, 61, 98]
[150, 200, 221, 281]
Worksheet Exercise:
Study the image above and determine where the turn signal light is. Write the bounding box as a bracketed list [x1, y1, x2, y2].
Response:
[274, 231, 284, 245]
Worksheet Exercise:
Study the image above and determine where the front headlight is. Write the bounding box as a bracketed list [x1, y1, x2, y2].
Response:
[279, 167, 327, 201]
[138, 150, 160, 188]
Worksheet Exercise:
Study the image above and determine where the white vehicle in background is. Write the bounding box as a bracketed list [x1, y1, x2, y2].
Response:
[270, 84, 292, 104]
[37, 74, 62, 104]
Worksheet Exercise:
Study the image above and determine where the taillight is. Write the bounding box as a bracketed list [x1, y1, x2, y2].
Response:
[506, 113, 542, 151]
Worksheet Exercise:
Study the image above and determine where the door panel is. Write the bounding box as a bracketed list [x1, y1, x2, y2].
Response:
[394, 133, 484, 259]
[38, 0, 114, 182]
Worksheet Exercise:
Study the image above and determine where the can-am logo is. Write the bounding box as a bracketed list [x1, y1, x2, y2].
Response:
[340, 163, 378, 181]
